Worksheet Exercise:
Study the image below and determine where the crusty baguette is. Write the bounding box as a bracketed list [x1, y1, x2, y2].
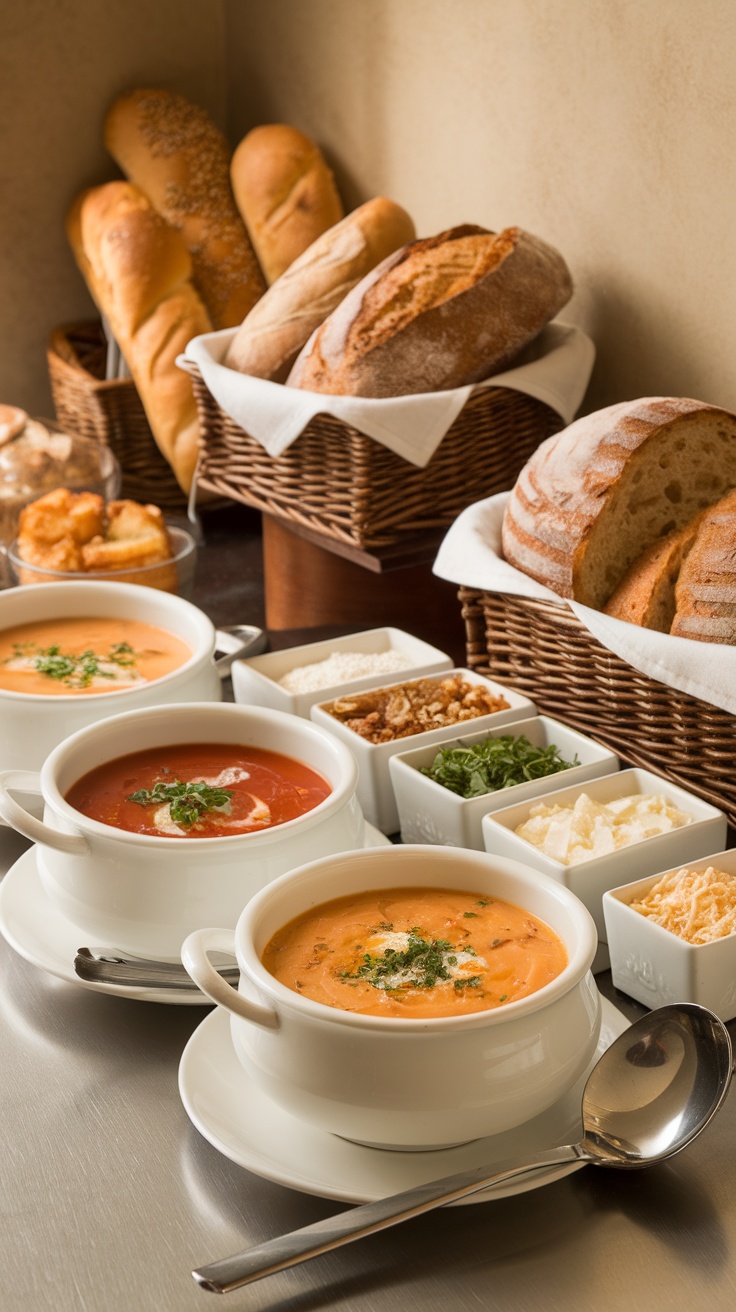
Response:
[104, 87, 266, 329]
[502, 398, 736, 609]
[224, 197, 415, 382]
[230, 124, 344, 284]
[603, 511, 706, 630]
[72, 180, 211, 493]
[286, 224, 573, 398]
[671, 490, 736, 642]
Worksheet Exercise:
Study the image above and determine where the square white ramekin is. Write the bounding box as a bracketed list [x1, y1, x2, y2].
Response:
[232, 627, 453, 720]
[603, 848, 736, 1020]
[388, 715, 620, 850]
[311, 670, 536, 835]
[480, 768, 728, 949]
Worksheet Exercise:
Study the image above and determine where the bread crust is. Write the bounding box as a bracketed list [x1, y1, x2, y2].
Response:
[603, 512, 706, 630]
[224, 197, 415, 381]
[286, 225, 572, 398]
[502, 398, 736, 607]
[104, 88, 266, 329]
[72, 181, 211, 492]
[231, 124, 344, 284]
[671, 489, 736, 642]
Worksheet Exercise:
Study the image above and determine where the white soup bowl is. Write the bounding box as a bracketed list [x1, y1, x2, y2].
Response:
[0, 580, 221, 773]
[0, 702, 364, 958]
[182, 844, 601, 1150]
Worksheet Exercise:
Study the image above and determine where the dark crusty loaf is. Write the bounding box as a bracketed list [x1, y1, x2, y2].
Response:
[603, 512, 706, 630]
[72, 181, 211, 493]
[104, 88, 266, 329]
[671, 490, 736, 642]
[286, 224, 573, 398]
[502, 398, 736, 609]
[224, 197, 415, 382]
[230, 124, 344, 285]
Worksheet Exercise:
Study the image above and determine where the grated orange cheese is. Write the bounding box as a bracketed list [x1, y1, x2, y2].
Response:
[629, 866, 736, 944]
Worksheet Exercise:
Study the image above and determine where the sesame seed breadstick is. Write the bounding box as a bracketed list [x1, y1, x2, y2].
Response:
[104, 87, 266, 330]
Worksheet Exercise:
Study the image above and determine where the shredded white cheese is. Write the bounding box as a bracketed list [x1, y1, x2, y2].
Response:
[278, 649, 414, 694]
[629, 866, 736, 943]
[514, 792, 693, 866]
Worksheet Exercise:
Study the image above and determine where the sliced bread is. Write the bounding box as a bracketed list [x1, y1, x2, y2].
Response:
[603, 511, 706, 631]
[671, 489, 736, 643]
[502, 397, 736, 608]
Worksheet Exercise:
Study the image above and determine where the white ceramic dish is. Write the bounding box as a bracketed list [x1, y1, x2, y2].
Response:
[603, 848, 736, 1020]
[0, 580, 221, 774]
[178, 997, 628, 1203]
[0, 701, 365, 959]
[182, 844, 600, 1150]
[232, 626, 453, 720]
[389, 715, 619, 850]
[481, 768, 727, 945]
[311, 669, 537, 835]
[0, 826, 392, 1005]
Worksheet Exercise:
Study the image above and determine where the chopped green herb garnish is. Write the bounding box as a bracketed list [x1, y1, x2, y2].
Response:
[463, 910, 478, 918]
[420, 733, 579, 798]
[7, 641, 142, 688]
[453, 975, 482, 990]
[341, 928, 469, 991]
[127, 779, 233, 826]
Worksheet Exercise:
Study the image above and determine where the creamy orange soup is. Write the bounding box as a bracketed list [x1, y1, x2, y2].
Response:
[262, 887, 568, 1018]
[0, 617, 191, 695]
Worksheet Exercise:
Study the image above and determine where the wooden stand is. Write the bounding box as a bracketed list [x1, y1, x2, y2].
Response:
[262, 515, 467, 665]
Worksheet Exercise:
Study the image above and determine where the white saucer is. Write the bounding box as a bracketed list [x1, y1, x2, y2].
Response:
[0, 823, 392, 1005]
[178, 996, 629, 1204]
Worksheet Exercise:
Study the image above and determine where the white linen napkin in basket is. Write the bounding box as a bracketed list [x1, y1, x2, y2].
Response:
[178, 321, 594, 468]
[433, 492, 736, 716]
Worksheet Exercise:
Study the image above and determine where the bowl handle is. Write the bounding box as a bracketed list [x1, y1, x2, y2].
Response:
[0, 771, 89, 854]
[181, 928, 279, 1030]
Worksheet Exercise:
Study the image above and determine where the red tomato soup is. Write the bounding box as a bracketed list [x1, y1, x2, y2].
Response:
[262, 887, 568, 1018]
[64, 743, 332, 838]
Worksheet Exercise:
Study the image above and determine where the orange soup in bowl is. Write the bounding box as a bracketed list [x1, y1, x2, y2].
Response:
[0, 617, 191, 695]
[65, 742, 332, 838]
[262, 886, 568, 1018]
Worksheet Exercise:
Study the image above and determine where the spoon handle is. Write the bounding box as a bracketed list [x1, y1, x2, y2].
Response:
[192, 1143, 584, 1293]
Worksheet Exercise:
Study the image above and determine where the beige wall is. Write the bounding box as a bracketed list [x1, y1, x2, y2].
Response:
[3, 0, 736, 421]
[0, 0, 226, 416]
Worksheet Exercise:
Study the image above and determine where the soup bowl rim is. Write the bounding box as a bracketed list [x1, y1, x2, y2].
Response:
[0, 579, 215, 702]
[228, 844, 598, 1032]
[36, 700, 360, 847]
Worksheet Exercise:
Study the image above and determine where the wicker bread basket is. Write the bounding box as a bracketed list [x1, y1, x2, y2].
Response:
[47, 320, 188, 511]
[191, 366, 563, 553]
[460, 586, 736, 827]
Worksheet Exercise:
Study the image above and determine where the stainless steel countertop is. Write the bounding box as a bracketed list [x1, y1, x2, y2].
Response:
[2, 813, 736, 1312]
[2, 517, 736, 1311]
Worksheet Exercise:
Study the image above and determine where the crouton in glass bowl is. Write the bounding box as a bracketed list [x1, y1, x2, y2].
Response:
[4, 489, 196, 597]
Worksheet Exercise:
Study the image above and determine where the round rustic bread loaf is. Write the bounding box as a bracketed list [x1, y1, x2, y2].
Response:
[671, 489, 736, 642]
[502, 397, 736, 609]
[286, 224, 572, 398]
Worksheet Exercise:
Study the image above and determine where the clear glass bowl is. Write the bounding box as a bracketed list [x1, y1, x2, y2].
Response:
[4, 525, 197, 598]
[0, 423, 121, 547]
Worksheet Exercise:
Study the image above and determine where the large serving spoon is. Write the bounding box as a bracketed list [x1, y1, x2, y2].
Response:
[192, 1003, 733, 1295]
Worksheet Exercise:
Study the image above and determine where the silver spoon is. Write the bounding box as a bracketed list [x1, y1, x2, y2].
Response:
[74, 947, 239, 990]
[213, 625, 268, 677]
[192, 1002, 733, 1294]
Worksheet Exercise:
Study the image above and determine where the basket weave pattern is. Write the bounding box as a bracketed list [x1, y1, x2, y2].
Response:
[47, 321, 188, 511]
[192, 370, 562, 551]
[460, 586, 736, 827]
